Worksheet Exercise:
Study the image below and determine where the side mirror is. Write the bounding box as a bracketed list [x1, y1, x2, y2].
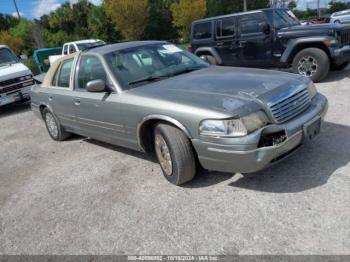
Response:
[20, 54, 28, 61]
[86, 79, 106, 92]
[260, 22, 271, 34]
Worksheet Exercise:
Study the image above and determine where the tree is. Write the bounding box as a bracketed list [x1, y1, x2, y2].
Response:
[0, 31, 24, 54]
[0, 13, 19, 31]
[207, 0, 269, 17]
[105, 0, 149, 40]
[88, 4, 121, 42]
[171, 0, 207, 41]
[288, 1, 297, 10]
[329, 1, 350, 14]
[145, 0, 178, 40]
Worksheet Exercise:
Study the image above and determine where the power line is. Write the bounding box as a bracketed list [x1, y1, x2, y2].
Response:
[13, 0, 21, 19]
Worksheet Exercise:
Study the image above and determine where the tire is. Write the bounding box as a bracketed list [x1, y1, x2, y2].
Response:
[331, 62, 349, 71]
[43, 108, 70, 141]
[200, 54, 218, 65]
[292, 48, 330, 82]
[154, 123, 196, 185]
[334, 20, 341, 24]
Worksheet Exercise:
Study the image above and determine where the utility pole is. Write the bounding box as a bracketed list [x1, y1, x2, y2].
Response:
[243, 0, 247, 11]
[13, 0, 21, 19]
[317, 0, 321, 18]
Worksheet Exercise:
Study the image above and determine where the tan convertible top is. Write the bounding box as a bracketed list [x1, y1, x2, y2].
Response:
[42, 53, 78, 87]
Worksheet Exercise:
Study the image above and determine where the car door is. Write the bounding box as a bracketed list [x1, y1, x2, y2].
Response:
[236, 12, 273, 67]
[72, 54, 127, 146]
[214, 17, 240, 66]
[41, 57, 80, 132]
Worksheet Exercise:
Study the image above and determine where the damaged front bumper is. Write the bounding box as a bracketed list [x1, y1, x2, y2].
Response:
[192, 93, 328, 174]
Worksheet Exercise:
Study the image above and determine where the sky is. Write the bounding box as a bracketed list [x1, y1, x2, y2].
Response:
[0, 0, 350, 19]
[0, 0, 102, 19]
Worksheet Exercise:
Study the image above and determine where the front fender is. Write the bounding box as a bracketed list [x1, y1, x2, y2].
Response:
[280, 37, 334, 63]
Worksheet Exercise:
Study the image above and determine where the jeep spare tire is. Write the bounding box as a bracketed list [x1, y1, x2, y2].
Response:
[292, 48, 330, 83]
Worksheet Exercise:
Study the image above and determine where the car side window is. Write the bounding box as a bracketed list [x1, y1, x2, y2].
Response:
[239, 13, 266, 34]
[63, 45, 68, 55]
[55, 59, 73, 88]
[69, 45, 76, 54]
[76, 55, 107, 90]
[193, 22, 212, 40]
[216, 18, 235, 38]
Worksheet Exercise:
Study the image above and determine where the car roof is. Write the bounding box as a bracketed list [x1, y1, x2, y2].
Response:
[65, 39, 103, 45]
[85, 40, 168, 55]
[333, 9, 350, 15]
[192, 8, 284, 24]
[0, 45, 9, 49]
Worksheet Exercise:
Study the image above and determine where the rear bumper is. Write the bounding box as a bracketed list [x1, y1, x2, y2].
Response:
[192, 94, 328, 174]
[0, 85, 32, 106]
[331, 45, 350, 65]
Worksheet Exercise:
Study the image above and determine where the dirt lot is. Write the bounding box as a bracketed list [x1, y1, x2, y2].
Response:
[0, 67, 349, 255]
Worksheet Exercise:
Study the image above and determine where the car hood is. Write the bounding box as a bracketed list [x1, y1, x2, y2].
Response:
[128, 66, 308, 115]
[0, 62, 32, 82]
[278, 23, 350, 37]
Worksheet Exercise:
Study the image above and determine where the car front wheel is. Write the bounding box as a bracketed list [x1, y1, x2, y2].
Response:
[292, 48, 330, 82]
[154, 123, 196, 185]
[43, 108, 70, 141]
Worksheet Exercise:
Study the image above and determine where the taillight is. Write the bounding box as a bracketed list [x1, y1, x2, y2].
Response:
[187, 46, 193, 53]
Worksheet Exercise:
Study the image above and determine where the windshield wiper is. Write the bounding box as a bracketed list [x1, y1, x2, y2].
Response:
[128, 75, 169, 86]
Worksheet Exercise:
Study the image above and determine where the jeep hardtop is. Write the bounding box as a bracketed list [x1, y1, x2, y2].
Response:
[190, 8, 350, 82]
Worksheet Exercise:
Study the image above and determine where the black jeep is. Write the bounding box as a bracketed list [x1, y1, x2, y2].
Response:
[190, 8, 350, 82]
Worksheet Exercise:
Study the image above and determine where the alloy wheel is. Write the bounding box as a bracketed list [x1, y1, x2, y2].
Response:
[46, 113, 58, 138]
[298, 56, 318, 77]
[155, 134, 173, 176]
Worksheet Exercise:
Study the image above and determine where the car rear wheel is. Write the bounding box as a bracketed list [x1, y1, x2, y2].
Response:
[154, 123, 196, 185]
[200, 54, 218, 65]
[292, 48, 330, 82]
[43, 108, 70, 141]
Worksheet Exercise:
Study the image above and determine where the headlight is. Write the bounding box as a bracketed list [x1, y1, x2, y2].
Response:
[307, 81, 317, 98]
[199, 111, 269, 137]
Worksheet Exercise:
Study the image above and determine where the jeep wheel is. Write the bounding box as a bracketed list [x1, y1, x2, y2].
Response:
[200, 54, 218, 65]
[331, 62, 349, 71]
[154, 123, 196, 185]
[43, 108, 70, 141]
[292, 48, 330, 82]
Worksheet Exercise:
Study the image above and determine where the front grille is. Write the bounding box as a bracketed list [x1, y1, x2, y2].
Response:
[340, 30, 350, 46]
[0, 75, 30, 87]
[0, 78, 34, 94]
[269, 87, 311, 124]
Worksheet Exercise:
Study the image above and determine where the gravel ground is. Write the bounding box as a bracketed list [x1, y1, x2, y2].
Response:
[0, 67, 349, 255]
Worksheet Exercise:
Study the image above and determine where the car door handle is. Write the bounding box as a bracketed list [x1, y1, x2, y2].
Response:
[74, 98, 80, 106]
[238, 40, 247, 47]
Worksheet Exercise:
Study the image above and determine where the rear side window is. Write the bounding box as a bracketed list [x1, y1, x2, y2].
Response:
[52, 59, 73, 88]
[238, 13, 266, 34]
[216, 18, 235, 38]
[63, 45, 68, 55]
[76, 55, 107, 89]
[193, 22, 212, 40]
[69, 45, 76, 54]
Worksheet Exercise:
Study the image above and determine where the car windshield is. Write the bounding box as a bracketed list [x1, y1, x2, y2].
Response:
[77, 41, 105, 50]
[273, 9, 300, 29]
[104, 43, 208, 88]
[0, 48, 19, 66]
